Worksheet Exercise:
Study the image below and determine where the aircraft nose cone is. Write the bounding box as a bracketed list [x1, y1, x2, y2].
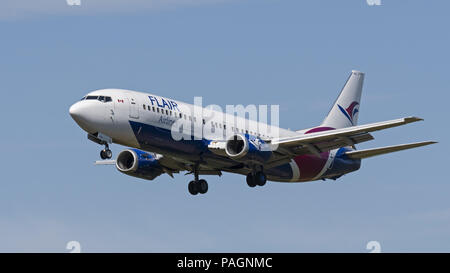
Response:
[69, 100, 105, 134]
[69, 101, 93, 132]
[69, 102, 82, 121]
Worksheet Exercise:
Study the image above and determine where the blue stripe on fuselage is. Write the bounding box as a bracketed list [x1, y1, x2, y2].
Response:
[321, 147, 361, 179]
[128, 120, 208, 156]
[128, 120, 295, 180]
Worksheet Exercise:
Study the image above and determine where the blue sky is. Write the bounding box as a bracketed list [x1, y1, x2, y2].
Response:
[0, 0, 448, 252]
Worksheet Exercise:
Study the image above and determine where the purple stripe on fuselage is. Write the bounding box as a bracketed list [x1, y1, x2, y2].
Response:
[292, 126, 335, 181]
[304, 126, 335, 134]
[293, 152, 330, 181]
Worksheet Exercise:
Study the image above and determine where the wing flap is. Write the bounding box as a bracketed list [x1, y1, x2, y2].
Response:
[345, 141, 437, 159]
[286, 132, 373, 155]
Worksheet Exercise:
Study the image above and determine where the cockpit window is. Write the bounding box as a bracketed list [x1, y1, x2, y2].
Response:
[85, 95, 112, 102]
[80, 96, 86, 101]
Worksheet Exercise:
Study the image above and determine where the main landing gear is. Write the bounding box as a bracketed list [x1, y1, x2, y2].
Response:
[188, 166, 208, 195]
[188, 179, 208, 195]
[246, 171, 267, 188]
[100, 143, 112, 160]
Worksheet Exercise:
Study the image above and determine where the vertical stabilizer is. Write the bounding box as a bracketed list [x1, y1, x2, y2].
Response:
[321, 70, 364, 128]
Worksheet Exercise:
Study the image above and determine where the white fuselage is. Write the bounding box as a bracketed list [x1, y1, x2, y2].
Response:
[70, 88, 298, 148]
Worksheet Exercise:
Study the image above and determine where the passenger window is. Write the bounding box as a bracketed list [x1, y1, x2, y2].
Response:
[148, 105, 151, 111]
[165, 110, 168, 115]
[157, 108, 160, 113]
[143, 104, 146, 110]
[202, 119, 205, 125]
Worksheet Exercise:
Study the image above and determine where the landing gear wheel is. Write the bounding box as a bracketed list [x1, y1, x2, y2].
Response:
[246, 173, 257, 187]
[188, 181, 198, 195]
[188, 163, 209, 195]
[100, 149, 112, 160]
[105, 149, 112, 159]
[198, 179, 208, 194]
[255, 171, 267, 186]
[100, 150, 107, 159]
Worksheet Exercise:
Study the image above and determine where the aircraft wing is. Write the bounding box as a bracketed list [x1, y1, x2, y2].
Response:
[268, 116, 423, 159]
[95, 116, 426, 174]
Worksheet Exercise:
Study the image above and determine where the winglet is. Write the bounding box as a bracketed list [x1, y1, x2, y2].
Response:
[404, 116, 423, 123]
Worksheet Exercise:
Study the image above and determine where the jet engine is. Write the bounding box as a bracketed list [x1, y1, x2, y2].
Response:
[115, 149, 164, 180]
[224, 134, 272, 164]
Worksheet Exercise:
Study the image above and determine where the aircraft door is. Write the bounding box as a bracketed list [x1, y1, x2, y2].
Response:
[127, 96, 139, 119]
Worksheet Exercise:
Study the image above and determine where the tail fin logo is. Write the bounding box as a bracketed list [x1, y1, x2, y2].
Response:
[337, 101, 359, 125]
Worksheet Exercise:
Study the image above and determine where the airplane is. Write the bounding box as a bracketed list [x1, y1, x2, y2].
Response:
[69, 70, 436, 195]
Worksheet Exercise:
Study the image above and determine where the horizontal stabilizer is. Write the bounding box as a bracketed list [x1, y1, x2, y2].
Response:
[345, 141, 437, 159]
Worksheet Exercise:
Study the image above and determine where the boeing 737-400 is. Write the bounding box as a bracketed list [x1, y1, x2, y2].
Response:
[69, 70, 436, 195]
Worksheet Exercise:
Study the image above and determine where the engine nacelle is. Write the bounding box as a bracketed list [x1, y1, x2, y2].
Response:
[225, 134, 272, 164]
[115, 149, 163, 181]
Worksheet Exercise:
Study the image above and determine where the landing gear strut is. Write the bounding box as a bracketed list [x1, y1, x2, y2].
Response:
[88, 133, 113, 160]
[188, 166, 208, 195]
[246, 171, 267, 187]
[100, 143, 112, 160]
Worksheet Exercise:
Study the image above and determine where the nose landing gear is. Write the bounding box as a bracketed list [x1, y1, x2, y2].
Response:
[100, 144, 112, 160]
[88, 133, 113, 160]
